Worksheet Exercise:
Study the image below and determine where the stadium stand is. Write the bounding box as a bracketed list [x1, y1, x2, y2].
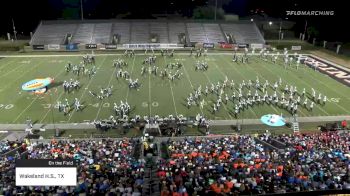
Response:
[130, 22, 150, 44]
[70, 23, 95, 44]
[30, 20, 265, 45]
[150, 22, 169, 43]
[158, 132, 350, 195]
[0, 139, 144, 195]
[91, 23, 112, 44]
[168, 22, 186, 44]
[202, 23, 226, 43]
[112, 22, 131, 44]
[221, 22, 265, 44]
[0, 131, 350, 195]
[30, 23, 78, 45]
[186, 23, 208, 43]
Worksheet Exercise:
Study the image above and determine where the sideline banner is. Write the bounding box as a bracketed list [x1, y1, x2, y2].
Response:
[291, 45, 302, 50]
[66, 44, 78, 51]
[33, 45, 44, 50]
[48, 44, 60, 50]
[220, 43, 233, 49]
[86, 44, 97, 49]
[105, 44, 117, 49]
[203, 43, 214, 48]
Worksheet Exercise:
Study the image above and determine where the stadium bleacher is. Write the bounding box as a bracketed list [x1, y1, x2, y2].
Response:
[168, 22, 186, 44]
[30, 23, 78, 45]
[221, 23, 265, 44]
[30, 20, 265, 46]
[130, 22, 150, 44]
[186, 23, 208, 43]
[202, 23, 226, 43]
[150, 22, 169, 43]
[91, 23, 112, 44]
[112, 22, 131, 44]
[70, 23, 95, 44]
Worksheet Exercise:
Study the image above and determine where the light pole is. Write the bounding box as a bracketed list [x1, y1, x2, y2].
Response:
[214, 0, 217, 21]
[12, 18, 17, 40]
[80, 0, 84, 20]
[278, 19, 282, 44]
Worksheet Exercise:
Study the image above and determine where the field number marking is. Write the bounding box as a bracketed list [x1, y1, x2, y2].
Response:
[142, 101, 159, 107]
[0, 104, 14, 110]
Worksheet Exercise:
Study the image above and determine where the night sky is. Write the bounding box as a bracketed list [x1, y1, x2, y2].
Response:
[0, 0, 347, 41]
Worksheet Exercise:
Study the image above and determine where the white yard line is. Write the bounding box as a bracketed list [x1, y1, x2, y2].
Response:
[1, 60, 44, 91]
[12, 97, 38, 123]
[95, 63, 118, 120]
[0, 58, 17, 71]
[10, 59, 52, 123]
[163, 56, 178, 116]
[303, 68, 350, 114]
[225, 57, 305, 117]
[125, 56, 136, 101]
[148, 59, 152, 116]
[260, 57, 330, 116]
[201, 71, 234, 120]
[68, 56, 108, 122]
[39, 60, 77, 123]
[181, 58, 204, 115]
[39, 91, 64, 123]
[212, 57, 260, 118]
[0, 62, 27, 78]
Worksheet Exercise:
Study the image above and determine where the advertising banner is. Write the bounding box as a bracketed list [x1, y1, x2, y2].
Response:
[105, 44, 117, 49]
[220, 43, 233, 49]
[85, 44, 97, 49]
[66, 44, 78, 51]
[291, 45, 302, 50]
[48, 44, 60, 50]
[250, 43, 264, 49]
[203, 43, 214, 48]
[32, 45, 45, 50]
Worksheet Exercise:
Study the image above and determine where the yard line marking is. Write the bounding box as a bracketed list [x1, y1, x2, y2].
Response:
[1, 59, 44, 91]
[148, 56, 152, 116]
[227, 56, 306, 117]
[12, 97, 38, 123]
[163, 56, 178, 116]
[0, 61, 29, 78]
[201, 71, 234, 120]
[255, 56, 330, 116]
[181, 57, 204, 115]
[125, 55, 136, 101]
[215, 57, 259, 118]
[301, 67, 350, 114]
[9, 59, 52, 123]
[0, 58, 18, 72]
[39, 57, 80, 123]
[95, 61, 118, 120]
[68, 55, 108, 122]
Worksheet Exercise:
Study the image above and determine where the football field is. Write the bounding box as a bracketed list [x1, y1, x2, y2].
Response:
[0, 53, 349, 124]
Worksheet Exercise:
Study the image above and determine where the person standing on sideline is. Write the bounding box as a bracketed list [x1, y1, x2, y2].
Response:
[26, 117, 33, 128]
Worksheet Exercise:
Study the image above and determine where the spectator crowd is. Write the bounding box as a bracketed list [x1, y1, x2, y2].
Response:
[158, 132, 350, 195]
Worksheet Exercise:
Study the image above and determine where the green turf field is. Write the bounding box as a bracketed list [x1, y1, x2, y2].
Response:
[0, 53, 349, 124]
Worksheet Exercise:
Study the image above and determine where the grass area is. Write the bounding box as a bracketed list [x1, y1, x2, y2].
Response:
[0, 40, 29, 51]
[0, 53, 349, 125]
